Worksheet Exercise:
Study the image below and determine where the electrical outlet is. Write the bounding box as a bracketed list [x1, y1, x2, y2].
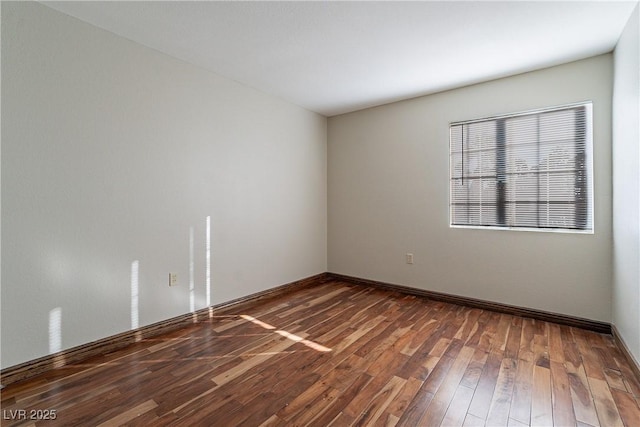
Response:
[169, 273, 178, 286]
[406, 253, 414, 264]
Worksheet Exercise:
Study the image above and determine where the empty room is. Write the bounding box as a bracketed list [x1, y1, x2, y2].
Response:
[1, 1, 639, 426]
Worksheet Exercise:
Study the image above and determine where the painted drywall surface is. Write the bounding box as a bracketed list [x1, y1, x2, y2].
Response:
[328, 55, 613, 322]
[613, 4, 640, 363]
[1, 2, 327, 368]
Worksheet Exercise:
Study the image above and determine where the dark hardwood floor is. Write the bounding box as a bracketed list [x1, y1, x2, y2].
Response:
[2, 280, 639, 426]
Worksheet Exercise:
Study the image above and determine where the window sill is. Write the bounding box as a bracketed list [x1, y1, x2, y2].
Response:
[449, 224, 594, 235]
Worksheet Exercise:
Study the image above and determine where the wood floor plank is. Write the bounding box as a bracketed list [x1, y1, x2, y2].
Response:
[440, 384, 475, 427]
[460, 347, 489, 390]
[508, 417, 530, 427]
[478, 312, 501, 352]
[332, 315, 387, 354]
[588, 376, 625, 427]
[519, 318, 537, 363]
[395, 388, 434, 427]
[429, 338, 453, 358]
[399, 319, 438, 357]
[614, 356, 640, 398]
[486, 357, 517, 426]
[491, 314, 512, 355]
[397, 325, 452, 380]
[419, 352, 458, 396]
[351, 375, 405, 426]
[243, 372, 322, 426]
[307, 372, 373, 427]
[318, 353, 368, 391]
[604, 368, 629, 392]
[384, 376, 423, 419]
[257, 414, 283, 427]
[327, 411, 356, 426]
[465, 310, 492, 348]
[285, 386, 342, 426]
[211, 347, 287, 386]
[510, 358, 534, 425]
[275, 380, 333, 421]
[504, 316, 523, 360]
[610, 387, 640, 427]
[462, 413, 486, 426]
[418, 345, 475, 426]
[355, 320, 411, 360]
[594, 345, 621, 372]
[531, 365, 553, 427]
[574, 329, 607, 381]
[550, 359, 577, 427]
[365, 345, 410, 383]
[2, 279, 639, 427]
[377, 413, 400, 427]
[567, 364, 602, 426]
[453, 308, 483, 343]
[548, 323, 565, 363]
[467, 350, 503, 421]
[532, 333, 550, 370]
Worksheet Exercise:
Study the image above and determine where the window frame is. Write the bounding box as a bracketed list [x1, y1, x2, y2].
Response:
[448, 102, 595, 234]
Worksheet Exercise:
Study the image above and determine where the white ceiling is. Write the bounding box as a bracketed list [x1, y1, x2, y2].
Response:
[42, 1, 638, 117]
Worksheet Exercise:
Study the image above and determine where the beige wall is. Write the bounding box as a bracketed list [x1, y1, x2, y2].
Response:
[613, 4, 640, 363]
[328, 55, 613, 322]
[1, 2, 327, 368]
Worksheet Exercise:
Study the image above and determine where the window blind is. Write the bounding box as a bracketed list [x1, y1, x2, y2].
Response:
[450, 103, 593, 232]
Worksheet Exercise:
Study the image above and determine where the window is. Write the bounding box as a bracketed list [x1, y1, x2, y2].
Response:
[450, 102, 593, 232]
